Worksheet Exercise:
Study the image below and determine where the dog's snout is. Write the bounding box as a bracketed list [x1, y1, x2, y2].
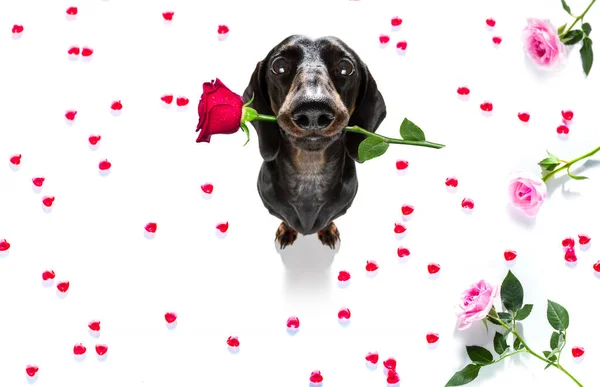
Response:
[291, 104, 335, 131]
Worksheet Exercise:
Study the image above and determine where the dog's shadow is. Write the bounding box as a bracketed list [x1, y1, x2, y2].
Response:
[277, 235, 338, 299]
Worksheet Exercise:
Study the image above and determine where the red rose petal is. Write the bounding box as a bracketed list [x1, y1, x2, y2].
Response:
[99, 160, 111, 171]
[593, 261, 600, 273]
[396, 41, 407, 50]
[379, 34, 390, 44]
[562, 110, 574, 121]
[110, 101, 122, 111]
[286, 316, 300, 329]
[397, 247, 411, 258]
[309, 370, 323, 384]
[81, 47, 93, 57]
[145, 222, 157, 233]
[216, 222, 229, 233]
[66, 7, 78, 15]
[57, 281, 70, 293]
[492, 36, 502, 45]
[572, 346, 585, 358]
[427, 263, 440, 274]
[68, 46, 80, 55]
[32, 177, 45, 187]
[161, 94, 173, 104]
[89, 135, 101, 145]
[162, 11, 174, 21]
[165, 312, 177, 324]
[486, 18, 496, 27]
[396, 160, 409, 170]
[73, 343, 86, 355]
[445, 177, 458, 187]
[504, 250, 517, 261]
[95, 344, 108, 356]
[557, 125, 569, 134]
[391, 17, 402, 27]
[338, 307, 351, 320]
[562, 237, 575, 248]
[65, 110, 77, 120]
[457, 87, 470, 96]
[426, 332, 439, 344]
[88, 321, 101, 331]
[461, 198, 474, 210]
[578, 234, 591, 245]
[518, 112, 530, 122]
[401, 205, 414, 216]
[338, 270, 351, 281]
[365, 352, 379, 364]
[387, 369, 400, 384]
[383, 357, 397, 370]
[12, 25, 24, 34]
[227, 336, 239, 347]
[394, 223, 407, 234]
[42, 270, 55, 281]
[564, 247, 577, 263]
[365, 260, 379, 272]
[42, 196, 55, 207]
[176, 97, 189, 106]
[25, 365, 38, 377]
[0, 239, 11, 252]
[480, 102, 493, 112]
[10, 154, 21, 165]
[201, 183, 213, 194]
[217, 25, 229, 34]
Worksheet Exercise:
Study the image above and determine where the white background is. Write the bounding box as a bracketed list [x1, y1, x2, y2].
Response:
[1, 0, 599, 386]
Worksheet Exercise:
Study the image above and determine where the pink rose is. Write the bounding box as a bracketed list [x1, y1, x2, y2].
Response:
[523, 18, 566, 67]
[457, 280, 499, 330]
[508, 171, 547, 217]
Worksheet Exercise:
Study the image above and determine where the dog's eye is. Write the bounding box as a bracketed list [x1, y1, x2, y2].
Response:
[270, 57, 290, 75]
[336, 59, 355, 76]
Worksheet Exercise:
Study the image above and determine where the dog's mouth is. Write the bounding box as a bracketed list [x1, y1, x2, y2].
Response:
[276, 113, 349, 140]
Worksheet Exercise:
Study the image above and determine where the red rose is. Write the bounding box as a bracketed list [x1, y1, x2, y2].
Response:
[196, 78, 244, 143]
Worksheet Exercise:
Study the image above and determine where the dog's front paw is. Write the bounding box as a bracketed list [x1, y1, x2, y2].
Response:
[275, 222, 298, 249]
[317, 222, 340, 249]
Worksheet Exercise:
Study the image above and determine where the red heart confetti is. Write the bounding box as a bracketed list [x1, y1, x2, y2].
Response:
[32, 177, 45, 187]
[88, 321, 101, 331]
[216, 222, 229, 233]
[593, 261, 600, 273]
[25, 365, 38, 377]
[99, 160, 111, 171]
[65, 110, 77, 120]
[572, 346, 585, 358]
[217, 25, 229, 34]
[286, 316, 300, 329]
[379, 34, 390, 44]
[518, 112, 530, 122]
[492, 36, 502, 45]
[73, 343, 86, 355]
[461, 198, 475, 210]
[89, 135, 101, 145]
[162, 12, 174, 21]
[309, 370, 323, 384]
[42, 270, 55, 281]
[145, 222, 157, 233]
[397, 247, 411, 258]
[42, 196, 55, 207]
[562, 237, 575, 248]
[562, 110, 574, 121]
[338, 307, 351, 320]
[396, 160, 409, 170]
[480, 102, 493, 112]
[387, 369, 400, 384]
[426, 332, 439, 344]
[457, 87, 470, 96]
[486, 18, 496, 27]
[111, 101, 122, 111]
[564, 248, 577, 263]
[81, 47, 94, 57]
[383, 357, 397, 370]
[365, 352, 379, 364]
[394, 223, 407, 234]
[201, 183, 214, 194]
[366, 260, 379, 272]
[578, 234, 591, 245]
[557, 125, 569, 134]
[396, 41, 407, 50]
[391, 17, 403, 27]
[176, 97, 189, 107]
[164, 312, 177, 324]
[0, 239, 11, 251]
[68, 46, 80, 55]
[445, 177, 458, 187]
[338, 270, 351, 281]
[401, 205, 414, 216]
[12, 25, 24, 34]
[66, 7, 78, 15]
[161, 94, 174, 104]
[427, 263, 440, 274]
[57, 281, 70, 293]
[95, 344, 108, 356]
[227, 336, 240, 347]
[504, 250, 517, 261]
[10, 154, 22, 165]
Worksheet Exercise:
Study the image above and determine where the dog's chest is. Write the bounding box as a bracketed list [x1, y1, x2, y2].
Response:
[285, 151, 335, 201]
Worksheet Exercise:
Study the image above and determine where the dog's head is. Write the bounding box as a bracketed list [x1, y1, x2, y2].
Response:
[244, 35, 386, 159]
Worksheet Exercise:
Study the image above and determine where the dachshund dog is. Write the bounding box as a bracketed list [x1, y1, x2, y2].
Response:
[243, 35, 387, 249]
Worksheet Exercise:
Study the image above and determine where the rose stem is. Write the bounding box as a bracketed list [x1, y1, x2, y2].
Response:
[542, 145, 600, 182]
[561, 0, 597, 37]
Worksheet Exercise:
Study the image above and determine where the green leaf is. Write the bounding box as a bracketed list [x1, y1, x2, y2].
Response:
[558, 23, 568, 36]
[358, 137, 389, 162]
[515, 304, 534, 321]
[494, 332, 509, 355]
[547, 300, 570, 331]
[466, 346, 494, 365]
[550, 332, 560, 350]
[580, 37, 593, 75]
[445, 364, 481, 386]
[539, 151, 561, 172]
[514, 337, 524, 350]
[562, 30, 584, 45]
[487, 316, 502, 326]
[558, 332, 566, 350]
[240, 122, 251, 146]
[543, 350, 558, 362]
[399, 118, 426, 141]
[501, 271, 524, 314]
[583, 22, 592, 36]
[545, 363, 553, 370]
[561, 0, 573, 15]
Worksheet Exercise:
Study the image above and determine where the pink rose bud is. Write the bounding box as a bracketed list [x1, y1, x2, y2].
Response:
[508, 171, 547, 217]
[523, 18, 566, 68]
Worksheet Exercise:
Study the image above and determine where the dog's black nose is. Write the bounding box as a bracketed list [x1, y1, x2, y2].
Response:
[291, 106, 335, 131]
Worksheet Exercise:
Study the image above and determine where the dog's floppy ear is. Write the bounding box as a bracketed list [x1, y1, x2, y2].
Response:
[243, 60, 280, 162]
[345, 62, 387, 163]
